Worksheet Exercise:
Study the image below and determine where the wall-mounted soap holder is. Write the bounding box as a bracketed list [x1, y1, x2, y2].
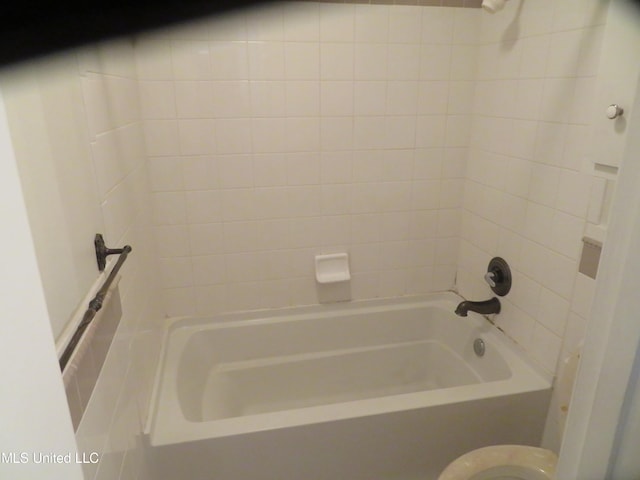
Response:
[315, 253, 350, 284]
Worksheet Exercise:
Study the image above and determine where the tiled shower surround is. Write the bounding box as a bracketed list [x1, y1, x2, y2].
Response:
[139, 2, 480, 316]
[139, 0, 605, 390]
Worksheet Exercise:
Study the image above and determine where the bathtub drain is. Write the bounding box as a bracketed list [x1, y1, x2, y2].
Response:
[473, 338, 486, 357]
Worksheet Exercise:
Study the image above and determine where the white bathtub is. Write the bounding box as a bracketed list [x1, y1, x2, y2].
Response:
[145, 292, 551, 480]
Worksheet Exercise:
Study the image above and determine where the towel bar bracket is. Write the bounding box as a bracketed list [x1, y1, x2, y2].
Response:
[95, 233, 126, 271]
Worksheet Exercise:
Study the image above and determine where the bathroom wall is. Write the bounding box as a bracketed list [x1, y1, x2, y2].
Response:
[135, 1, 480, 317]
[0, 41, 161, 480]
[1, 56, 104, 341]
[73, 41, 162, 480]
[0, 91, 84, 480]
[454, 0, 611, 449]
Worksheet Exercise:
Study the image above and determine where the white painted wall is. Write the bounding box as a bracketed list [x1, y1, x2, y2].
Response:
[590, 0, 640, 169]
[1, 57, 104, 341]
[0, 89, 83, 480]
[557, 23, 640, 477]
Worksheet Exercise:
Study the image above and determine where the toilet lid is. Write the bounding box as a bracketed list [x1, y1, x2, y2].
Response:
[438, 445, 558, 480]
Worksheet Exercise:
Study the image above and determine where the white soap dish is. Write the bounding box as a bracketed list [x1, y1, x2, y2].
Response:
[315, 253, 350, 284]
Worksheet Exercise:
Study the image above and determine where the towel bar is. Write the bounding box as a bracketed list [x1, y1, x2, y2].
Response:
[59, 234, 132, 372]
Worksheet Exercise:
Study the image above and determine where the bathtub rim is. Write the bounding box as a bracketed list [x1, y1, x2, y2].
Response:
[145, 291, 553, 446]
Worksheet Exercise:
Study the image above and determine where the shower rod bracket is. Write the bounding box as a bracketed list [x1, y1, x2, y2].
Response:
[94, 233, 131, 272]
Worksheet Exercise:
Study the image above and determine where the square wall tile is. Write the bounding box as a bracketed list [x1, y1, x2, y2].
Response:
[254, 154, 288, 186]
[284, 2, 320, 41]
[212, 80, 252, 117]
[453, 8, 480, 45]
[287, 152, 321, 185]
[321, 43, 355, 80]
[221, 189, 257, 221]
[415, 116, 447, 148]
[285, 81, 320, 116]
[320, 115, 354, 150]
[91, 132, 124, 198]
[354, 116, 387, 150]
[531, 323, 562, 373]
[162, 287, 197, 317]
[215, 118, 252, 154]
[321, 151, 353, 184]
[389, 6, 422, 44]
[143, 120, 180, 156]
[182, 156, 220, 190]
[321, 81, 354, 116]
[384, 116, 416, 149]
[174, 81, 215, 118]
[134, 36, 174, 80]
[253, 188, 290, 219]
[82, 74, 113, 137]
[154, 225, 190, 257]
[418, 81, 449, 115]
[381, 150, 414, 181]
[556, 170, 591, 218]
[537, 287, 570, 337]
[421, 7, 454, 45]
[152, 192, 187, 225]
[355, 4, 390, 43]
[450, 45, 478, 80]
[386, 81, 419, 115]
[252, 117, 286, 152]
[355, 43, 388, 80]
[420, 45, 452, 80]
[354, 81, 387, 116]
[138, 81, 176, 119]
[250, 80, 286, 117]
[186, 190, 223, 224]
[189, 223, 225, 255]
[246, 4, 284, 41]
[171, 41, 212, 80]
[287, 186, 322, 218]
[159, 257, 194, 288]
[248, 41, 285, 80]
[148, 157, 184, 192]
[210, 41, 249, 80]
[209, 12, 248, 41]
[321, 184, 352, 215]
[320, 3, 355, 42]
[284, 42, 320, 80]
[178, 119, 216, 155]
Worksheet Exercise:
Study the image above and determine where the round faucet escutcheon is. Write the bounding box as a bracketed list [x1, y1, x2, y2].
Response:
[485, 257, 511, 296]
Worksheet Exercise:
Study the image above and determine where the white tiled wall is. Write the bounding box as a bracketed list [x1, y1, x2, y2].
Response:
[136, 2, 479, 317]
[454, 0, 610, 450]
[74, 41, 162, 480]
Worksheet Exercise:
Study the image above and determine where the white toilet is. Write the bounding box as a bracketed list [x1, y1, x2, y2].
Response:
[438, 345, 582, 480]
[437, 444, 557, 480]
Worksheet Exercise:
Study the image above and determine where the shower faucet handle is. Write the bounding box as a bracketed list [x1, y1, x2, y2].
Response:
[485, 257, 512, 296]
[484, 271, 497, 287]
